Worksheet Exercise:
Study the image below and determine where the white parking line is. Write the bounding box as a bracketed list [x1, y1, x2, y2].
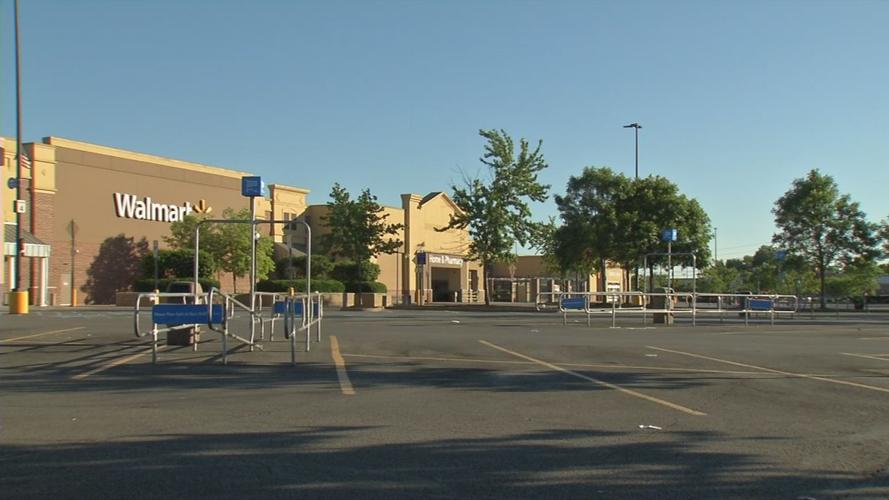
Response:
[841, 352, 889, 362]
[649, 346, 889, 395]
[480, 340, 706, 416]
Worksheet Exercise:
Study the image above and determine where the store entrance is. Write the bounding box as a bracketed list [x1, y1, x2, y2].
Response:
[431, 267, 461, 302]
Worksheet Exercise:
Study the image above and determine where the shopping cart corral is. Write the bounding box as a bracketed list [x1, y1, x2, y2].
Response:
[133, 288, 324, 365]
[539, 291, 799, 327]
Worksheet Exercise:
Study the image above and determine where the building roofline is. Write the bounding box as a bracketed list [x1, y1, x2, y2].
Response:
[43, 136, 255, 180]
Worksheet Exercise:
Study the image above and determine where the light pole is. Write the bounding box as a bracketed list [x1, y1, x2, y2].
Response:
[12, 0, 26, 312]
[713, 227, 718, 263]
[623, 123, 641, 179]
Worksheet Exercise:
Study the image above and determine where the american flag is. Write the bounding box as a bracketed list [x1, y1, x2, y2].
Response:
[17, 151, 31, 169]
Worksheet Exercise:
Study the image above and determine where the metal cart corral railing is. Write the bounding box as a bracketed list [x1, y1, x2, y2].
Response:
[537, 291, 800, 328]
[275, 292, 324, 366]
[134, 288, 325, 366]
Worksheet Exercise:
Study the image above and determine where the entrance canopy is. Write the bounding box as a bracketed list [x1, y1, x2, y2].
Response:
[4, 223, 51, 258]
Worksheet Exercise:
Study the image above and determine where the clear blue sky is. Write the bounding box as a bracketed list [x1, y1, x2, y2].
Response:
[3, 0, 887, 260]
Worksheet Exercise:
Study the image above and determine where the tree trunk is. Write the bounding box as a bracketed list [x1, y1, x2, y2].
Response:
[648, 263, 655, 292]
[232, 274, 237, 294]
[819, 265, 826, 311]
[598, 258, 607, 293]
[484, 263, 491, 306]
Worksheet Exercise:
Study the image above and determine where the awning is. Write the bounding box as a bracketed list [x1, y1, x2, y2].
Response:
[4, 224, 51, 258]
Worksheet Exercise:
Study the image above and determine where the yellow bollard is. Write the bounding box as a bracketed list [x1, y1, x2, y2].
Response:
[289, 287, 295, 297]
[71, 289, 77, 307]
[9, 291, 29, 314]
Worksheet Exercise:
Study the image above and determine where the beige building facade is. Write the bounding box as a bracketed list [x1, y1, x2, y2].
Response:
[2, 136, 487, 305]
[1, 137, 308, 305]
[489, 255, 627, 303]
[297, 192, 485, 304]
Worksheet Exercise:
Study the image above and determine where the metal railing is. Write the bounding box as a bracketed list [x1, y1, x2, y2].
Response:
[133, 291, 215, 364]
[253, 291, 290, 341]
[134, 288, 268, 365]
[537, 291, 800, 328]
[278, 292, 324, 366]
[206, 288, 264, 363]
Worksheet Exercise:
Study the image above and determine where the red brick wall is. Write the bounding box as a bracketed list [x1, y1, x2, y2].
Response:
[29, 189, 55, 305]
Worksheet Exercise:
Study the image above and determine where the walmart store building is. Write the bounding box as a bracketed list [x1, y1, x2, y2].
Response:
[1, 137, 484, 305]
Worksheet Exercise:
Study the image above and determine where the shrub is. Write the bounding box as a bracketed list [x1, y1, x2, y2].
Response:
[345, 281, 387, 293]
[256, 279, 345, 293]
[133, 277, 221, 293]
[331, 260, 380, 282]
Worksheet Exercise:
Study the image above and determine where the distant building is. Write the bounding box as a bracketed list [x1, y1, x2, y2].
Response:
[488, 255, 627, 303]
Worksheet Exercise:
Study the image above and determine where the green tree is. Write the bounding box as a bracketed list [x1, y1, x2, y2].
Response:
[141, 249, 217, 280]
[772, 169, 881, 309]
[439, 129, 550, 305]
[551, 170, 711, 292]
[553, 167, 630, 291]
[698, 262, 741, 293]
[217, 208, 275, 292]
[627, 175, 712, 290]
[166, 213, 224, 276]
[322, 183, 403, 282]
[825, 260, 881, 302]
[880, 217, 889, 257]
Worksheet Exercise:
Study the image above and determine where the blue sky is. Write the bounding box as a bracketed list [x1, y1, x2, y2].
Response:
[3, 0, 887, 259]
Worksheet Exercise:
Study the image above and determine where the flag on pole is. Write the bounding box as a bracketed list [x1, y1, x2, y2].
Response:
[17, 151, 31, 169]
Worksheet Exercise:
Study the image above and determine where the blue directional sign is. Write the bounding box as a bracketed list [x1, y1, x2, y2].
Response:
[7, 178, 18, 189]
[152, 304, 223, 325]
[661, 229, 678, 242]
[241, 176, 265, 197]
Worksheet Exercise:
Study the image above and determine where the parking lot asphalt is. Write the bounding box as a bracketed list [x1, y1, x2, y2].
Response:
[2, 308, 889, 499]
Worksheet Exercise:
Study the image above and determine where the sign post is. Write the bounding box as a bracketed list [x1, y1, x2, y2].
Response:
[152, 240, 159, 291]
[661, 229, 678, 289]
[241, 176, 264, 342]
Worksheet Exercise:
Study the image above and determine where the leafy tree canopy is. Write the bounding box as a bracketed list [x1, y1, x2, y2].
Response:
[551, 168, 711, 291]
[322, 183, 403, 282]
[772, 169, 881, 308]
[439, 129, 550, 304]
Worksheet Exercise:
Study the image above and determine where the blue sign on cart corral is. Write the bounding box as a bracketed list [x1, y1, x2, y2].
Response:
[152, 304, 223, 325]
[561, 297, 586, 310]
[292, 301, 320, 317]
[273, 301, 320, 317]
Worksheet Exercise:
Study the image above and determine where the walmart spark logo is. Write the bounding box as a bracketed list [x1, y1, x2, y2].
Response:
[192, 199, 213, 215]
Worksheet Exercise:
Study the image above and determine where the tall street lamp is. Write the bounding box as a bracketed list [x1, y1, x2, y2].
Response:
[623, 123, 641, 179]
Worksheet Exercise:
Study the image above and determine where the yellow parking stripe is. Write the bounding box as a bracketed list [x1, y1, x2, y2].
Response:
[480, 340, 706, 416]
[71, 346, 160, 380]
[1, 327, 85, 343]
[330, 336, 355, 395]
